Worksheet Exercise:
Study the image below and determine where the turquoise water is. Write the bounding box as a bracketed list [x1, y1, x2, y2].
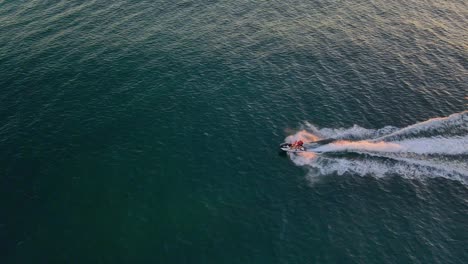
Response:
[1, 0, 467, 263]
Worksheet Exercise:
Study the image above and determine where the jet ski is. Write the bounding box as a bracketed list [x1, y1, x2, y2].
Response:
[280, 138, 336, 153]
[280, 143, 307, 153]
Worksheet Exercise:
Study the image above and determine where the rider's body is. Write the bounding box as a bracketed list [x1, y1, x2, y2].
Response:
[291, 140, 304, 149]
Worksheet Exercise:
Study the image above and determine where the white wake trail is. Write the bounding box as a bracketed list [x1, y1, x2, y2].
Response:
[286, 111, 468, 184]
[312, 136, 468, 156]
[303, 156, 468, 184]
[374, 111, 468, 141]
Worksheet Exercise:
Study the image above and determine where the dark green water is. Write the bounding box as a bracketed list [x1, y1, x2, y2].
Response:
[1, 1, 467, 263]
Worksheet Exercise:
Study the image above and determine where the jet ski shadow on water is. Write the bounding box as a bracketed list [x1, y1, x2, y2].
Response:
[279, 138, 336, 154]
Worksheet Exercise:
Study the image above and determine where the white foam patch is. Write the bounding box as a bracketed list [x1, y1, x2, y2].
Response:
[284, 129, 320, 143]
[394, 136, 468, 155]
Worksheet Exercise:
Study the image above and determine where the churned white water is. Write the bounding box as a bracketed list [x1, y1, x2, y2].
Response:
[286, 111, 468, 183]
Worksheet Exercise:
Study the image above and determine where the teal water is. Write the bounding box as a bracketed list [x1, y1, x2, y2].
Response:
[1, 0, 467, 263]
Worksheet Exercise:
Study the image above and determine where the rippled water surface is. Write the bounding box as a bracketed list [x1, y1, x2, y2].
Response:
[1, 1, 467, 263]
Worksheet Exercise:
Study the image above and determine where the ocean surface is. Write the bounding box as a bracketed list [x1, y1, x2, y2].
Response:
[1, 0, 467, 263]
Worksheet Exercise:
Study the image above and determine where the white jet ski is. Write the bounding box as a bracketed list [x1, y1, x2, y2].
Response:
[279, 138, 336, 153]
[280, 143, 308, 153]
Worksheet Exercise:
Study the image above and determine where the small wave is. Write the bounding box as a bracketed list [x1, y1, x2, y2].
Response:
[285, 111, 468, 184]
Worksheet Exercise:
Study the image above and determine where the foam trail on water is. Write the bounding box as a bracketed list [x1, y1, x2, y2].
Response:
[313, 140, 403, 153]
[286, 111, 468, 184]
[304, 111, 468, 141]
[313, 136, 468, 155]
[304, 156, 468, 184]
[364, 153, 468, 179]
[374, 111, 468, 141]
[306, 122, 399, 141]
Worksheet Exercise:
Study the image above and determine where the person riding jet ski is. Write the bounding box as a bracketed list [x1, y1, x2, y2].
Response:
[279, 140, 306, 152]
[291, 140, 304, 150]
